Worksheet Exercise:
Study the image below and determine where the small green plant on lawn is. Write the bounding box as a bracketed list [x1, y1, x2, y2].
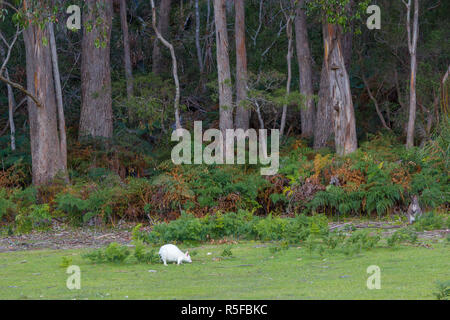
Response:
[413, 211, 449, 232]
[221, 245, 234, 257]
[60, 256, 73, 268]
[386, 227, 418, 247]
[133, 240, 160, 264]
[434, 281, 450, 300]
[82, 242, 130, 264]
[269, 241, 290, 255]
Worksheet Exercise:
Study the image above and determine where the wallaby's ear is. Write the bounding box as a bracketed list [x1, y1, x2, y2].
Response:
[185, 251, 189, 256]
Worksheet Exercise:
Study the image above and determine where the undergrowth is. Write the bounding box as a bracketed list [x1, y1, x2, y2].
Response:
[0, 132, 448, 233]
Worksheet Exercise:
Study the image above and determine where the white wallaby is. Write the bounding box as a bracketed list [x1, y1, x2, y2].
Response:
[158, 244, 192, 266]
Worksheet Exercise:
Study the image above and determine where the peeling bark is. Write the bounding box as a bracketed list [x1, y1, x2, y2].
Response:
[323, 23, 357, 155]
[24, 22, 66, 185]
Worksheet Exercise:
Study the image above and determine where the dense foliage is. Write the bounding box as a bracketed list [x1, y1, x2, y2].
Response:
[0, 1, 448, 232]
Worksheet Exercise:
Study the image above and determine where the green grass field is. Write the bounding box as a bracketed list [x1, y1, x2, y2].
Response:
[0, 241, 449, 300]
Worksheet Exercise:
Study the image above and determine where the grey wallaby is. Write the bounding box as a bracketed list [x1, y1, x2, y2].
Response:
[406, 195, 422, 224]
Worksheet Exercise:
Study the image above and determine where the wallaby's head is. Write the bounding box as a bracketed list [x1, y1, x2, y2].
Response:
[184, 251, 192, 263]
[407, 195, 421, 224]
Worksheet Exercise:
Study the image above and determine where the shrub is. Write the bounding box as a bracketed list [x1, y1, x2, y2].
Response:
[15, 204, 52, 233]
[142, 211, 330, 244]
[133, 241, 160, 264]
[434, 281, 450, 300]
[221, 245, 234, 257]
[82, 242, 131, 264]
[413, 211, 448, 231]
[386, 227, 418, 247]
[0, 189, 16, 219]
[55, 193, 89, 222]
[254, 214, 288, 241]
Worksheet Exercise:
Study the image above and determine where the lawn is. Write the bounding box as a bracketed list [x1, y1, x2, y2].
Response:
[0, 241, 448, 300]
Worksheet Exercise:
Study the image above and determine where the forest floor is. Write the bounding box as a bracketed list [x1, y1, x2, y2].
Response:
[0, 240, 449, 299]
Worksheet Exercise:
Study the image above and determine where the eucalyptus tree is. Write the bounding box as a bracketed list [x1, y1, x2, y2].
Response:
[79, 0, 113, 139]
[234, 0, 250, 130]
[214, 0, 234, 152]
[310, 0, 368, 155]
[293, 0, 315, 137]
[0, 0, 68, 185]
[119, 0, 134, 100]
[403, 0, 419, 148]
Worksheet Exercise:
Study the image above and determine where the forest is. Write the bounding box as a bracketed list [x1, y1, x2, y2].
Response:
[0, 0, 449, 301]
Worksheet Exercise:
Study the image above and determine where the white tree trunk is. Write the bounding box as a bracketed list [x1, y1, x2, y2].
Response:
[151, 0, 181, 131]
[405, 0, 419, 148]
[49, 22, 68, 174]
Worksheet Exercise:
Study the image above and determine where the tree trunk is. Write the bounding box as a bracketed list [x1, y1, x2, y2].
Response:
[234, 0, 250, 130]
[405, 0, 419, 148]
[49, 22, 68, 174]
[150, 0, 182, 131]
[214, 0, 234, 140]
[195, 0, 204, 73]
[79, 0, 113, 139]
[5, 68, 16, 151]
[280, 14, 293, 138]
[152, 0, 172, 75]
[120, 0, 134, 99]
[294, 0, 314, 137]
[314, 60, 333, 149]
[23, 23, 66, 185]
[323, 23, 357, 155]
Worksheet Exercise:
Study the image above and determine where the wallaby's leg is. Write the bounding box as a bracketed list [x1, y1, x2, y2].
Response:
[177, 257, 182, 265]
[163, 258, 168, 266]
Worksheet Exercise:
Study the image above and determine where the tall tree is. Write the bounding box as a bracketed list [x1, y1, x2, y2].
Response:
[280, 2, 294, 138]
[0, 40, 16, 151]
[49, 22, 67, 173]
[119, 0, 134, 100]
[294, 0, 315, 137]
[150, 0, 181, 131]
[404, 0, 419, 148]
[234, 0, 250, 130]
[79, 0, 113, 139]
[313, 1, 357, 154]
[152, 0, 172, 75]
[195, 0, 204, 74]
[23, 19, 67, 185]
[214, 0, 234, 141]
[322, 22, 357, 155]
[314, 60, 332, 149]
